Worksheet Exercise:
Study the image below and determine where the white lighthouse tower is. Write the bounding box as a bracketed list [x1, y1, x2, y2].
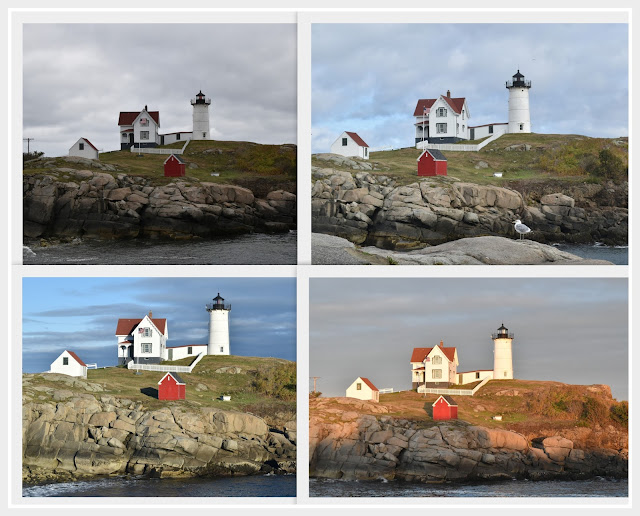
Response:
[206, 293, 231, 355]
[506, 70, 531, 134]
[492, 323, 514, 380]
[191, 90, 211, 140]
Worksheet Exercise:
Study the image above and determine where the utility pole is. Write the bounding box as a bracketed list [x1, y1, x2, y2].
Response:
[310, 376, 320, 393]
[23, 138, 35, 153]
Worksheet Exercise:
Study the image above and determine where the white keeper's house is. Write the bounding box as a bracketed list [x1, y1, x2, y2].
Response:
[69, 137, 99, 160]
[50, 350, 88, 378]
[116, 293, 231, 366]
[118, 90, 211, 150]
[345, 376, 380, 402]
[414, 70, 532, 147]
[330, 131, 370, 160]
[410, 323, 516, 389]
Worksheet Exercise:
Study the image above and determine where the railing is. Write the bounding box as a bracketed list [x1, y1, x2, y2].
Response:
[492, 332, 514, 339]
[506, 80, 531, 88]
[417, 377, 491, 396]
[378, 388, 394, 394]
[417, 131, 504, 152]
[206, 303, 231, 311]
[127, 352, 204, 373]
[85, 363, 97, 369]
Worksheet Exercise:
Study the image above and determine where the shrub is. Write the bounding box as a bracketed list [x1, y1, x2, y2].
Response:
[590, 148, 627, 180]
[610, 401, 628, 426]
[580, 396, 609, 425]
[23, 151, 44, 163]
[251, 361, 296, 401]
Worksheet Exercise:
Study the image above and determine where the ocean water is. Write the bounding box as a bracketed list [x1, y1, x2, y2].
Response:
[23, 473, 296, 498]
[553, 243, 628, 265]
[309, 477, 628, 498]
[23, 231, 297, 265]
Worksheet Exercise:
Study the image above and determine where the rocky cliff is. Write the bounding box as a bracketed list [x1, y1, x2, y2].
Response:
[22, 375, 296, 485]
[311, 168, 627, 249]
[24, 164, 296, 241]
[309, 398, 627, 483]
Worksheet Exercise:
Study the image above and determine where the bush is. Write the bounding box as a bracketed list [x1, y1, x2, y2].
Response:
[23, 151, 44, 163]
[610, 401, 628, 426]
[580, 396, 609, 425]
[251, 361, 296, 401]
[590, 148, 627, 180]
[309, 391, 322, 398]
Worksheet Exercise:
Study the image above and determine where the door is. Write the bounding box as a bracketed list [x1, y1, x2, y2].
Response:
[168, 349, 173, 361]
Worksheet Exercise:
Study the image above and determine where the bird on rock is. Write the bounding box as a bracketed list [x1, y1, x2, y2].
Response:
[514, 219, 532, 240]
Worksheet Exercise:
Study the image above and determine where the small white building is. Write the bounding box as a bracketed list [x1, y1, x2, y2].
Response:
[50, 350, 87, 378]
[330, 131, 370, 160]
[69, 138, 99, 160]
[345, 376, 379, 402]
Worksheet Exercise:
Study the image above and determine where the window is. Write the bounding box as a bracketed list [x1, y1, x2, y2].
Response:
[63, 357, 69, 365]
[140, 131, 149, 140]
[342, 137, 348, 146]
[140, 118, 149, 127]
[123, 134, 127, 140]
[364, 148, 368, 157]
[176, 133, 181, 140]
[202, 132, 206, 138]
[436, 107, 447, 117]
[357, 383, 362, 390]
[519, 124, 524, 131]
[432, 356, 442, 365]
[142, 328, 152, 337]
[141, 343, 152, 353]
[436, 123, 447, 134]
[188, 346, 192, 354]
[432, 369, 442, 379]
[504, 371, 507, 377]
[79, 143, 84, 150]
[489, 125, 494, 134]
[457, 123, 459, 133]
[462, 110, 465, 120]
[476, 372, 480, 379]
[220, 347, 224, 352]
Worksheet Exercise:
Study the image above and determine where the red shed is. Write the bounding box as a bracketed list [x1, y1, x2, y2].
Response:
[163, 154, 186, 177]
[158, 372, 186, 400]
[417, 148, 447, 176]
[432, 395, 458, 420]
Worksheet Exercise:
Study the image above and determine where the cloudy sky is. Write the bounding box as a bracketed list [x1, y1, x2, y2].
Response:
[312, 23, 628, 153]
[23, 24, 297, 157]
[22, 277, 296, 373]
[310, 278, 628, 400]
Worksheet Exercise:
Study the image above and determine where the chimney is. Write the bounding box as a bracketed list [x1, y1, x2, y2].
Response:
[446, 90, 450, 98]
[144, 105, 148, 111]
[439, 340, 444, 347]
[149, 310, 152, 318]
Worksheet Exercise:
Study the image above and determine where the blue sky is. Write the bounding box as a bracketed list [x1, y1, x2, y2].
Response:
[22, 277, 296, 373]
[312, 23, 628, 153]
[310, 278, 628, 401]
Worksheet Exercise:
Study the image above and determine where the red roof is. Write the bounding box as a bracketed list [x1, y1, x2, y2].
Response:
[345, 131, 369, 148]
[359, 377, 379, 392]
[414, 96, 466, 116]
[410, 346, 457, 363]
[413, 99, 437, 117]
[115, 318, 167, 336]
[118, 110, 160, 126]
[80, 138, 98, 151]
[433, 395, 457, 407]
[66, 350, 87, 367]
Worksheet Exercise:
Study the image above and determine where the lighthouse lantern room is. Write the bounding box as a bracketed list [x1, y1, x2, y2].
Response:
[206, 293, 231, 355]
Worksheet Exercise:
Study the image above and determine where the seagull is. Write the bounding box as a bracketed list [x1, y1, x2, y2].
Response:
[514, 219, 531, 240]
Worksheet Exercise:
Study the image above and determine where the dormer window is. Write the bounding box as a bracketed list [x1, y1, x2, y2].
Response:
[432, 356, 442, 365]
[436, 107, 447, 117]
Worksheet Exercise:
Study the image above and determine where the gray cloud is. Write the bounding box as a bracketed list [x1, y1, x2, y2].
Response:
[23, 23, 296, 157]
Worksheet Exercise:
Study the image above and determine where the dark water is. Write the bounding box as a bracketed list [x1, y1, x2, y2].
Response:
[23, 231, 297, 265]
[553, 243, 628, 265]
[23, 474, 296, 497]
[309, 477, 627, 498]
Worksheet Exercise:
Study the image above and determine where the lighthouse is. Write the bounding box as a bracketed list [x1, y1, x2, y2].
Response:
[492, 323, 514, 379]
[206, 293, 231, 355]
[506, 70, 531, 134]
[191, 90, 211, 140]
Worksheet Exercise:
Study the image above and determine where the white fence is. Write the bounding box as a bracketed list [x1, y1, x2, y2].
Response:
[378, 388, 394, 394]
[130, 139, 191, 155]
[417, 376, 491, 397]
[127, 352, 205, 373]
[416, 132, 504, 152]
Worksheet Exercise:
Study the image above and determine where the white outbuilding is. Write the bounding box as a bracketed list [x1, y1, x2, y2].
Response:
[330, 131, 370, 160]
[69, 138, 99, 160]
[345, 376, 380, 402]
[50, 350, 88, 378]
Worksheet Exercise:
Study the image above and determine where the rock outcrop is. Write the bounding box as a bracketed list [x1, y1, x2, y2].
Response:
[24, 169, 296, 241]
[309, 400, 627, 482]
[22, 376, 296, 484]
[311, 169, 627, 249]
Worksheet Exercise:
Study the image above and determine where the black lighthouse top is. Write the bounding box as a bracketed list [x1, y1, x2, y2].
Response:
[193, 90, 208, 104]
[492, 323, 514, 340]
[506, 70, 531, 89]
[206, 293, 231, 311]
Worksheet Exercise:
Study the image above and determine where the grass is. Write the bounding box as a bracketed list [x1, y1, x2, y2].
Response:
[24, 139, 297, 196]
[24, 355, 296, 418]
[312, 133, 628, 187]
